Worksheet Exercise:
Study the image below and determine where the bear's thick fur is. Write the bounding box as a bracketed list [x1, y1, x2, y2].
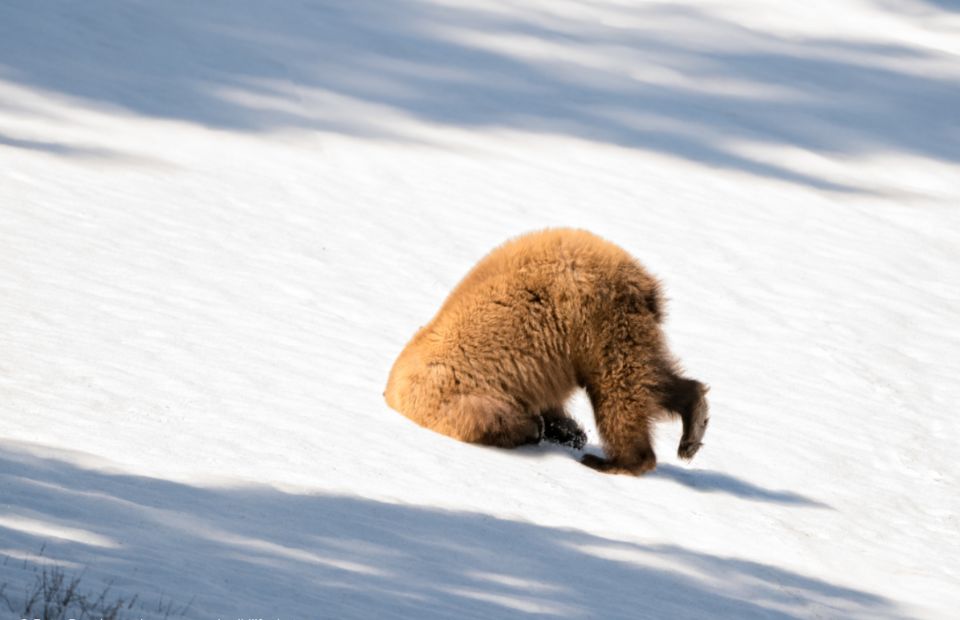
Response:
[385, 228, 709, 475]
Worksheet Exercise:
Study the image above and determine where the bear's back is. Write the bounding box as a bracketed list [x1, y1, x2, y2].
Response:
[438, 228, 633, 315]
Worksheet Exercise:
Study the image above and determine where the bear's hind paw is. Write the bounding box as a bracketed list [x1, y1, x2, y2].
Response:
[543, 417, 587, 450]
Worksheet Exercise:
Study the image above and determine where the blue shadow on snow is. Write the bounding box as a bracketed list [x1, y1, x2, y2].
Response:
[0, 443, 901, 619]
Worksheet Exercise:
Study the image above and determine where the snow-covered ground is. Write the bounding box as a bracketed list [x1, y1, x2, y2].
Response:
[2, 0, 959, 618]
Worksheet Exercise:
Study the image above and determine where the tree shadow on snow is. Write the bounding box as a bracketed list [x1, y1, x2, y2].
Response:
[0, 1, 957, 191]
[0, 443, 902, 619]
[0, 132, 169, 166]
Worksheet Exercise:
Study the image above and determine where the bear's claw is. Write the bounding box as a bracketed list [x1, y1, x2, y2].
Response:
[678, 440, 703, 460]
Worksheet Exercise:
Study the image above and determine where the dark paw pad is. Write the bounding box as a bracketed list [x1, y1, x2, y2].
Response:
[543, 417, 587, 449]
[580, 454, 608, 470]
[581, 453, 655, 475]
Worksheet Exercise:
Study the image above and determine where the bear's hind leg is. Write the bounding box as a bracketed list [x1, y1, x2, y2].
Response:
[540, 406, 586, 449]
[428, 394, 543, 448]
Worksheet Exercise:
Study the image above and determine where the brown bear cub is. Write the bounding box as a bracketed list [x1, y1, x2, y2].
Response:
[385, 229, 709, 475]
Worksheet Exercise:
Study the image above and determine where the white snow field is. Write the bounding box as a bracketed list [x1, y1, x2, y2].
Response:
[2, 0, 959, 618]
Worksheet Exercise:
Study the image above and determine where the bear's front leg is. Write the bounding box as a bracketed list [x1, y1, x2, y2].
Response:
[580, 452, 656, 475]
[582, 369, 660, 475]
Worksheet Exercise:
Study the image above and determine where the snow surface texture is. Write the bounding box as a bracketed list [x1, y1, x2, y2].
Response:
[1, 0, 959, 618]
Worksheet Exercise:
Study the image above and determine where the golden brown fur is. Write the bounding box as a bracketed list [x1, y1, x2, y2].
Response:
[385, 228, 709, 475]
